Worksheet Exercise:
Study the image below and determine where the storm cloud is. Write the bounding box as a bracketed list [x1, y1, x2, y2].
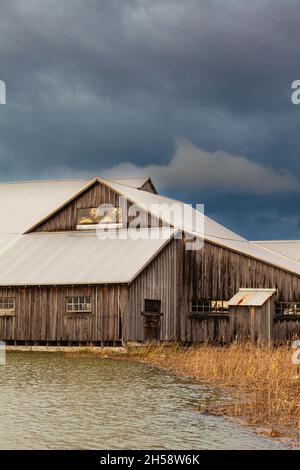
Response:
[98, 139, 300, 195]
[0, 0, 300, 238]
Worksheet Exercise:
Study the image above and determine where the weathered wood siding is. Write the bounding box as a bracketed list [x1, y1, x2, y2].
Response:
[4, 199, 300, 344]
[229, 301, 274, 345]
[181, 241, 300, 342]
[188, 314, 230, 343]
[127, 238, 182, 342]
[0, 285, 128, 344]
[140, 179, 157, 194]
[274, 316, 300, 344]
[32, 181, 163, 232]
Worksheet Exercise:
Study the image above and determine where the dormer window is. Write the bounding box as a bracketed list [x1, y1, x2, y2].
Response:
[77, 206, 122, 230]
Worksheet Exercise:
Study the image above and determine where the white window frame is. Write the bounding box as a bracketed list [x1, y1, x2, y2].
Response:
[0, 297, 15, 316]
[66, 296, 92, 313]
[191, 299, 229, 314]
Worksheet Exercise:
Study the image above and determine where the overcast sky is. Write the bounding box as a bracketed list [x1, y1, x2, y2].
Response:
[1, 0, 300, 239]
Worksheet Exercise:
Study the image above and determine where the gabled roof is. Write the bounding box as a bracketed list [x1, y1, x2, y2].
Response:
[0, 228, 175, 286]
[2, 176, 300, 279]
[0, 177, 154, 251]
[252, 240, 300, 263]
[228, 288, 276, 307]
[108, 177, 156, 192]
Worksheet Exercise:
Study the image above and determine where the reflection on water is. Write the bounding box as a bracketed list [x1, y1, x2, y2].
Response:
[0, 353, 286, 449]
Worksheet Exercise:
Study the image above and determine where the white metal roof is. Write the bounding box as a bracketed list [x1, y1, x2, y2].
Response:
[252, 240, 300, 263]
[0, 228, 175, 286]
[228, 288, 276, 307]
[107, 177, 152, 189]
[103, 180, 300, 276]
[0, 177, 152, 251]
[2, 176, 300, 280]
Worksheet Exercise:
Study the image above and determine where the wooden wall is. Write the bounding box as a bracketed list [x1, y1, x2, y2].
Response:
[0, 285, 128, 344]
[274, 316, 300, 344]
[1, 235, 300, 344]
[32, 180, 163, 232]
[127, 238, 182, 342]
[230, 301, 274, 345]
[189, 314, 231, 343]
[5, 179, 300, 345]
[140, 179, 157, 194]
[180, 241, 300, 342]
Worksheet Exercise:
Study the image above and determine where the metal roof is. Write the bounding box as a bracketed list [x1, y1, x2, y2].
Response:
[228, 288, 276, 307]
[252, 240, 300, 263]
[0, 177, 152, 251]
[2, 176, 300, 280]
[103, 180, 300, 277]
[0, 228, 175, 286]
[107, 177, 152, 189]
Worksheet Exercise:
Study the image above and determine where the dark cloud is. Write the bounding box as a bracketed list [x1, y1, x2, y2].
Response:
[0, 0, 300, 239]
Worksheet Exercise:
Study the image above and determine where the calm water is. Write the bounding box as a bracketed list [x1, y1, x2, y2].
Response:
[0, 353, 287, 450]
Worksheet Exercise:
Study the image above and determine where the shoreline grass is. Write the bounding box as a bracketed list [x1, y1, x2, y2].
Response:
[128, 342, 300, 443]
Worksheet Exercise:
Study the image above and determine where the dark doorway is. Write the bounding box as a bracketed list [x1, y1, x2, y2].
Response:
[144, 315, 160, 341]
[143, 299, 162, 341]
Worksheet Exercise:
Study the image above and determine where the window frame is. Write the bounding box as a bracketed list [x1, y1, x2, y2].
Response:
[275, 301, 300, 316]
[66, 296, 92, 314]
[0, 297, 16, 316]
[191, 299, 229, 314]
[144, 299, 161, 313]
[76, 206, 122, 229]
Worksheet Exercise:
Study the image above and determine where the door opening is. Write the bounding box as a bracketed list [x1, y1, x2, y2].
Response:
[142, 299, 162, 342]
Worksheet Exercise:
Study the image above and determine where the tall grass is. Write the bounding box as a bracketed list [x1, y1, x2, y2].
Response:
[130, 342, 300, 440]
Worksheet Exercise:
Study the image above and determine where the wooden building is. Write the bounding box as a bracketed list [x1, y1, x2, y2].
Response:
[0, 176, 300, 346]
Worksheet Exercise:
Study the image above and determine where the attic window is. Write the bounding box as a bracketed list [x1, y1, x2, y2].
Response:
[66, 296, 92, 313]
[191, 300, 229, 314]
[0, 297, 15, 316]
[77, 207, 122, 230]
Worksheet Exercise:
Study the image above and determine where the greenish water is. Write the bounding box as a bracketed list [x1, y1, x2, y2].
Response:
[0, 353, 287, 449]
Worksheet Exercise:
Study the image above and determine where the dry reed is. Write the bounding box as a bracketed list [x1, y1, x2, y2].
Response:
[130, 342, 300, 441]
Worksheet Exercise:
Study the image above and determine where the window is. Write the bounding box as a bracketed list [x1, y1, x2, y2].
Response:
[77, 206, 122, 229]
[275, 302, 300, 315]
[191, 299, 229, 314]
[144, 299, 161, 313]
[66, 296, 92, 313]
[0, 297, 15, 316]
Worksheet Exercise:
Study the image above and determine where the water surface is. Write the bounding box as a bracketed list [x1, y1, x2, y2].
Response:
[0, 353, 287, 449]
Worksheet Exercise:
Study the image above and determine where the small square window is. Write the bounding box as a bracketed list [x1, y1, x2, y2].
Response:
[0, 297, 15, 316]
[66, 296, 92, 313]
[144, 299, 161, 313]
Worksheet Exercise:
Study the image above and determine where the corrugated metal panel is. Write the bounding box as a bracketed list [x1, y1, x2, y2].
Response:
[252, 240, 300, 263]
[0, 228, 175, 286]
[228, 288, 276, 306]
